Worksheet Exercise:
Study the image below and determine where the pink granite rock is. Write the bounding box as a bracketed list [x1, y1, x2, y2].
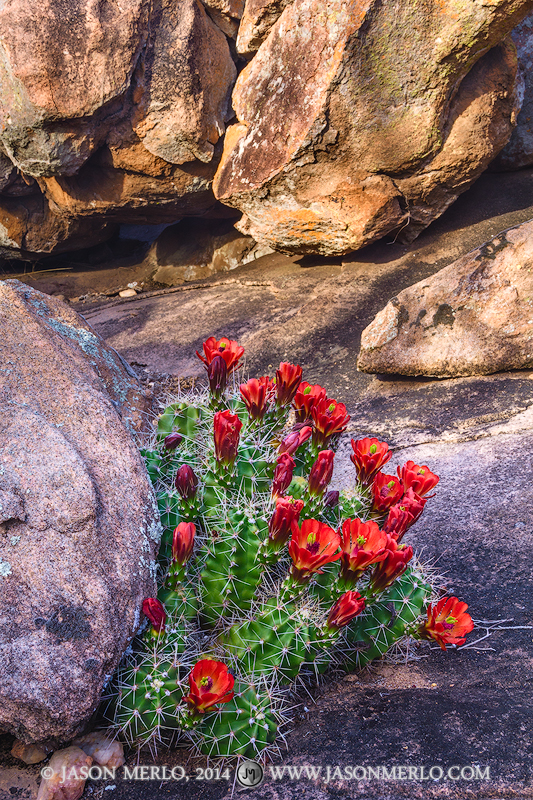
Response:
[0, 280, 160, 743]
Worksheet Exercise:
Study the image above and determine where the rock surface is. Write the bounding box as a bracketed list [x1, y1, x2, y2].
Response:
[357, 219, 533, 378]
[0, 280, 160, 744]
[236, 0, 293, 54]
[214, 0, 528, 255]
[493, 10, 533, 169]
[143, 217, 273, 285]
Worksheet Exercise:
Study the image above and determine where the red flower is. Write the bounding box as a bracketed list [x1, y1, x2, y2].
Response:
[172, 522, 195, 565]
[207, 355, 228, 398]
[327, 591, 366, 630]
[271, 453, 295, 497]
[398, 460, 439, 497]
[350, 437, 392, 486]
[275, 362, 303, 407]
[278, 425, 312, 456]
[288, 519, 341, 582]
[174, 465, 199, 501]
[419, 596, 474, 651]
[239, 376, 274, 421]
[311, 397, 350, 447]
[268, 496, 304, 547]
[308, 450, 334, 496]
[369, 538, 413, 593]
[371, 472, 403, 513]
[163, 432, 182, 450]
[384, 488, 427, 542]
[184, 660, 235, 714]
[196, 336, 244, 374]
[213, 410, 242, 469]
[142, 598, 166, 633]
[293, 382, 327, 422]
[339, 518, 389, 582]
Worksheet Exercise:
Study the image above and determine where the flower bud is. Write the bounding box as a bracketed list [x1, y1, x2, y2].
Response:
[172, 521, 195, 565]
[213, 410, 242, 469]
[275, 362, 303, 407]
[308, 450, 334, 497]
[271, 453, 295, 498]
[174, 465, 199, 501]
[324, 490, 340, 508]
[268, 496, 304, 547]
[142, 598, 166, 634]
[327, 591, 366, 630]
[163, 432, 182, 450]
[207, 354, 228, 399]
[278, 425, 312, 456]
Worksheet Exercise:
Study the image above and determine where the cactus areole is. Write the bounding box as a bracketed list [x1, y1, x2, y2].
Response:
[104, 336, 473, 759]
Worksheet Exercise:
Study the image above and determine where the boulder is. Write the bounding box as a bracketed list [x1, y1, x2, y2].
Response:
[357, 219, 533, 378]
[493, 11, 533, 170]
[236, 0, 293, 55]
[0, 280, 160, 743]
[144, 217, 273, 285]
[201, 0, 244, 38]
[214, 0, 529, 255]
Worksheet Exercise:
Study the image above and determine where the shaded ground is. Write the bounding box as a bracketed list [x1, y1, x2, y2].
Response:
[2, 168, 533, 799]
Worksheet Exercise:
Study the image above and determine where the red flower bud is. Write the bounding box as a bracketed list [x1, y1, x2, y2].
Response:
[369, 538, 413, 593]
[288, 519, 341, 583]
[142, 598, 166, 633]
[272, 453, 295, 498]
[275, 362, 303, 407]
[293, 382, 327, 423]
[207, 355, 228, 398]
[268, 496, 304, 547]
[308, 450, 334, 496]
[397, 461, 439, 497]
[172, 521, 195, 565]
[213, 410, 242, 469]
[196, 336, 244, 374]
[311, 397, 350, 448]
[327, 591, 366, 630]
[163, 432, 182, 450]
[184, 659, 235, 714]
[350, 437, 392, 486]
[174, 465, 199, 501]
[371, 472, 403, 513]
[340, 518, 389, 582]
[324, 490, 340, 508]
[278, 425, 312, 456]
[384, 488, 427, 542]
[418, 596, 474, 651]
[239, 376, 274, 421]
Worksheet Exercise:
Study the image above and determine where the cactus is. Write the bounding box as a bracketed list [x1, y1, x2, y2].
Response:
[104, 337, 473, 761]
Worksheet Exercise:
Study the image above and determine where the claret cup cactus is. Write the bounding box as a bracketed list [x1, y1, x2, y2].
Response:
[105, 337, 474, 758]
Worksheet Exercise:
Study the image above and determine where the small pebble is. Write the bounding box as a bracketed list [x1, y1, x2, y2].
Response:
[119, 288, 137, 298]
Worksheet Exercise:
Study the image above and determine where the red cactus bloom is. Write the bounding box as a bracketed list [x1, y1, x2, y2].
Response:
[213, 410, 242, 469]
[398, 460, 439, 497]
[275, 362, 303, 407]
[419, 596, 474, 651]
[207, 354, 228, 398]
[196, 336, 244, 373]
[271, 453, 295, 497]
[172, 522, 196, 565]
[369, 538, 413, 593]
[327, 591, 366, 630]
[384, 488, 427, 542]
[311, 397, 350, 447]
[184, 659, 235, 714]
[340, 518, 389, 582]
[308, 450, 335, 496]
[268, 496, 304, 547]
[142, 598, 166, 633]
[350, 437, 393, 486]
[288, 519, 341, 582]
[278, 425, 313, 457]
[239, 376, 274, 421]
[163, 432, 182, 450]
[174, 465, 199, 501]
[371, 472, 404, 514]
[293, 382, 327, 422]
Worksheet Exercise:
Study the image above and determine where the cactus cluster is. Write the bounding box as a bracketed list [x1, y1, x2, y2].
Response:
[104, 337, 473, 759]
